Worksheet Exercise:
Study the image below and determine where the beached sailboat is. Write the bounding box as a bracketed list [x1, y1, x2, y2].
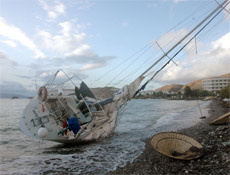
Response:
[19, 70, 143, 143]
[19, 0, 229, 143]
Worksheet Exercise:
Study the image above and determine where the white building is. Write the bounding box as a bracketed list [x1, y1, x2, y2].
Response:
[202, 77, 230, 92]
[139, 90, 154, 96]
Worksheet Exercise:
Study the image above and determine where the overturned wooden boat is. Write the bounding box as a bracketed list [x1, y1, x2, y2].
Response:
[209, 112, 230, 125]
[151, 132, 204, 160]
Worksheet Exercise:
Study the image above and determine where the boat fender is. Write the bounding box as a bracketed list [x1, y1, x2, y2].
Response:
[37, 127, 48, 138]
[38, 86, 48, 102]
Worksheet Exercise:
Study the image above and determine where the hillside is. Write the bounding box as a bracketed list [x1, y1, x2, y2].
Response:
[155, 73, 230, 92]
[219, 73, 230, 78]
[182, 79, 202, 90]
[155, 84, 183, 93]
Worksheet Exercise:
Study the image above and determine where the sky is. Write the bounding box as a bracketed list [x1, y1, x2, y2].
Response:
[0, 0, 229, 96]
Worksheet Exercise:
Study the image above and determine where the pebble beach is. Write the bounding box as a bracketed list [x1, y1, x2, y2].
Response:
[109, 99, 230, 175]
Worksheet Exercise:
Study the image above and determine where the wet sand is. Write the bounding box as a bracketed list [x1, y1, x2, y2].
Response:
[108, 99, 230, 175]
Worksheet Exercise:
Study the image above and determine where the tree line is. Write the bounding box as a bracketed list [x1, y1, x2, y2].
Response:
[220, 84, 230, 98]
[183, 86, 214, 98]
[137, 86, 215, 99]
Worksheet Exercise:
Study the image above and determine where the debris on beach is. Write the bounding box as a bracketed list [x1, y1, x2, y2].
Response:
[203, 97, 216, 101]
[150, 132, 204, 160]
[209, 112, 230, 125]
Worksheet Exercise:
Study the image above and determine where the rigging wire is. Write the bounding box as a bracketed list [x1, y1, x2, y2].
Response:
[139, 0, 228, 79]
[129, 3, 217, 77]
[160, 10, 227, 71]
[155, 2, 222, 56]
[43, 1, 228, 102]
[195, 36, 198, 54]
[90, 0, 213, 90]
[179, 9, 227, 63]
[152, 9, 228, 89]
[155, 41, 178, 66]
[90, 42, 154, 86]
[169, 12, 228, 72]
[155, 1, 217, 52]
[118, 17, 221, 114]
[153, 15, 227, 89]
[112, 1, 229, 123]
[113, 47, 161, 87]
[133, 1, 229, 96]
[123, 2, 217, 86]
[215, 0, 230, 14]
[44, 11, 226, 97]
[95, 42, 156, 97]
[111, 3, 228, 89]
[46, 69, 84, 92]
[165, 1, 211, 33]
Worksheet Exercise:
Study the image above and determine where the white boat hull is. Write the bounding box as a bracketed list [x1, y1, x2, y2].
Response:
[20, 97, 118, 144]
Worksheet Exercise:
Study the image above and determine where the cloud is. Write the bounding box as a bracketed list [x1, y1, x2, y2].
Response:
[36, 20, 115, 71]
[155, 32, 230, 84]
[28, 53, 115, 72]
[1, 40, 17, 47]
[0, 17, 45, 59]
[36, 21, 87, 55]
[0, 81, 35, 96]
[66, 54, 115, 67]
[0, 50, 18, 66]
[67, 44, 91, 57]
[212, 32, 230, 50]
[173, 0, 189, 3]
[0, 50, 8, 61]
[39, 0, 65, 19]
[80, 63, 106, 71]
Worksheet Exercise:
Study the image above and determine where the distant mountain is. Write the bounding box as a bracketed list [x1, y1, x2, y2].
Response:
[181, 79, 202, 90]
[0, 93, 30, 99]
[155, 73, 230, 92]
[219, 73, 230, 78]
[155, 84, 183, 93]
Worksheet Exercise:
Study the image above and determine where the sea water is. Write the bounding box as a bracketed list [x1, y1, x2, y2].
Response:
[0, 99, 210, 175]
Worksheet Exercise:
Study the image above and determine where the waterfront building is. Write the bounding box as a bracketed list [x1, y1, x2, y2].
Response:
[202, 77, 230, 93]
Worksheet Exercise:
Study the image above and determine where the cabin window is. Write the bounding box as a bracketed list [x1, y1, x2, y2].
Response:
[31, 116, 49, 127]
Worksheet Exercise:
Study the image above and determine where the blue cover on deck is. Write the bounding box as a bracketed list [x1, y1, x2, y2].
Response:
[68, 117, 81, 134]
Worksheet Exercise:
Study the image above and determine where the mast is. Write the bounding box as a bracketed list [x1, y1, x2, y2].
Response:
[140, 0, 229, 77]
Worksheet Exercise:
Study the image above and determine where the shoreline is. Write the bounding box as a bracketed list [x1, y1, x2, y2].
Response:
[108, 99, 230, 174]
